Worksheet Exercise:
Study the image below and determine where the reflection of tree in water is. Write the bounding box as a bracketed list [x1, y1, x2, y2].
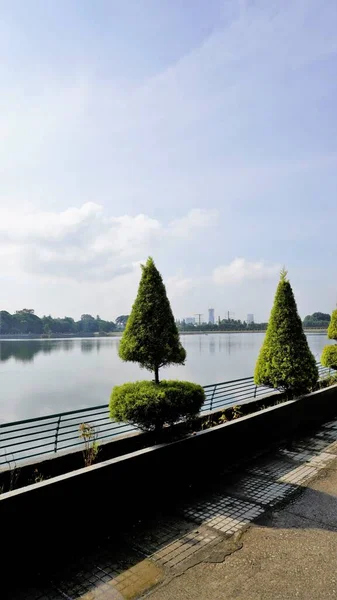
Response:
[62, 340, 74, 352]
[0, 340, 74, 363]
[209, 338, 216, 354]
[81, 339, 96, 353]
[80, 339, 104, 354]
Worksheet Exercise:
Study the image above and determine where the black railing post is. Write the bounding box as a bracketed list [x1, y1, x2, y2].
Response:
[210, 384, 216, 412]
[54, 415, 62, 453]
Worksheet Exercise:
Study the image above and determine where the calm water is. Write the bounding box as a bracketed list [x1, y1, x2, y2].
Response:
[0, 333, 332, 423]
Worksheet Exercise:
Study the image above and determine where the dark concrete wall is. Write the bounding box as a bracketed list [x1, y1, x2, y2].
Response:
[1, 385, 336, 581]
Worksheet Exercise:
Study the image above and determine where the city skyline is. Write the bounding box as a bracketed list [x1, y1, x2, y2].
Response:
[0, 1, 336, 321]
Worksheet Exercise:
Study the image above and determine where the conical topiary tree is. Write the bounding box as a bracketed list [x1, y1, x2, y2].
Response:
[118, 257, 186, 383]
[321, 309, 337, 370]
[254, 269, 318, 394]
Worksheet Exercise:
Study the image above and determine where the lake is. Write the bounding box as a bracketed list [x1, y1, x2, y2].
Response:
[0, 333, 332, 423]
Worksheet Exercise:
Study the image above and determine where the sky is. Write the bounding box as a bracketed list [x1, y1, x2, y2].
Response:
[0, 0, 336, 322]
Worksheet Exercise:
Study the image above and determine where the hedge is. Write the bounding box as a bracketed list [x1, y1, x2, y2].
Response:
[110, 380, 205, 431]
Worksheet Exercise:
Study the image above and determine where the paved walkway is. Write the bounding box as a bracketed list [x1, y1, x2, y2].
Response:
[10, 417, 337, 600]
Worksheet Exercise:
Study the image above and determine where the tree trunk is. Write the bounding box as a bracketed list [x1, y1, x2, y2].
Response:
[154, 365, 160, 384]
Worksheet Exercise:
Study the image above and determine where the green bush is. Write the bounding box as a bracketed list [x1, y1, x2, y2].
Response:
[327, 309, 337, 340]
[255, 269, 318, 394]
[321, 345, 337, 371]
[321, 309, 337, 371]
[109, 380, 205, 431]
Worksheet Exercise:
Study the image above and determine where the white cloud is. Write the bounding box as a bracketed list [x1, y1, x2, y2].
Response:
[168, 209, 218, 238]
[0, 203, 215, 282]
[213, 258, 280, 284]
[165, 274, 196, 298]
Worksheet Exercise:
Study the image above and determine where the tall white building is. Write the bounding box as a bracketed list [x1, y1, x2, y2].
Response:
[247, 314, 254, 324]
[208, 308, 215, 324]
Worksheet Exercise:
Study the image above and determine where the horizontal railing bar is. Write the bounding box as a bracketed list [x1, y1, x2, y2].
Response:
[205, 388, 258, 400]
[0, 429, 55, 448]
[210, 394, 257, 408]
[0, 449, 55, 466]
[203, 376, 254, 389]
[0, 420, 60, 435]
[206, 382, 258, 396]
[0, 433, 57, 449]
[59, 411, 109, 425]
[254, 388, 280, 396]
[0, 441, 56, 456]
[0, 412, 111, 436]
[0, 404, 108, 429]
[0, 427, 65, 443]
[57, 427, 132, 445]
[57, 430, 135, 453]
[57, 419, 116, 433]
[205, 386, 257, 400]
[204, 380, 256, 393]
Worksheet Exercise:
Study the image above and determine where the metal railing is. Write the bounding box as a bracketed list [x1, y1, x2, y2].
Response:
[0, 363, 333, 468]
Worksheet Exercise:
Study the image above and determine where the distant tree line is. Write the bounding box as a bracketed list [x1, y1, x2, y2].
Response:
[0, 308, 330, 336]
[177, 319, 268, 332]
[177, 312, 331, 332]
[302, 312, 331, 329]
[0, 309, 130, 335]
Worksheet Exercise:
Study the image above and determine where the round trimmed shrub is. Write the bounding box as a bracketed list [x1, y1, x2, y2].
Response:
[109, 380, 205, 431]
[321, 345, 337, 371]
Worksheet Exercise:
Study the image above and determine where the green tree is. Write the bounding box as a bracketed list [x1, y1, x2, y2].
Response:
[118, 257, 186, 383]
[115, 315, 129, 328]
[0, 311, 15, 334]
[321, 309, 337, 370]
[303, 312, 331, 328]
[327, 309, 337, 340]
[13, 310, 43, 334]
[254, 269, 318, 394]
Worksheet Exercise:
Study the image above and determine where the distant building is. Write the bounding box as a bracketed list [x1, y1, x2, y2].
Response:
[185, 317, 196, 325]
[208, 308, 215, 325]
[247, 314, 254, 324]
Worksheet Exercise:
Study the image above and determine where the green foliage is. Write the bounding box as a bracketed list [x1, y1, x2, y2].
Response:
[303, 312, 331, 329]
[110, 380, 205, 431]
[79, 423, 100, 467]
[232, 405, 243, 419]
[318, 372, 337, 389]
[321, 310, 337, 372]
[254, 270, 318, 394]
[327, 309, 337, 340]
[321, 345, 337, 371]
[119, 257, 186, 382]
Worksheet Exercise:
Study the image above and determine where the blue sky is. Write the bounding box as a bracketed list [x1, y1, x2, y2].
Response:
[0, 0, 336, 321]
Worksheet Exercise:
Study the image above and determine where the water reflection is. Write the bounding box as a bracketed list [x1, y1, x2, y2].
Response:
[0, 339, 109, 362]
[0, 340, 55, 362]
[196, 334, 258, 356]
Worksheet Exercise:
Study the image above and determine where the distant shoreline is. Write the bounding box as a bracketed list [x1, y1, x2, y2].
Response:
[179, 329, 327, 335]
[0, 329, 328, 340]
